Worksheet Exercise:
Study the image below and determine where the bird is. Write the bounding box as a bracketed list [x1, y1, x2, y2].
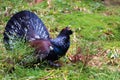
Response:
[3, 10, 73, 67]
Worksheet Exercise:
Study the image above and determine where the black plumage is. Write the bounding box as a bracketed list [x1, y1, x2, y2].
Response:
[3, 10, 73, 67]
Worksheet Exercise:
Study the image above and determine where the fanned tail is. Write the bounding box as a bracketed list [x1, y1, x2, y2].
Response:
[3, 10, 50, 49]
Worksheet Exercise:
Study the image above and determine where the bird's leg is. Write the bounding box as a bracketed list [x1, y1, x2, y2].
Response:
[48, 60, 61, 67]
[35, 49, 49, 62]
[36, 53, 48, 62]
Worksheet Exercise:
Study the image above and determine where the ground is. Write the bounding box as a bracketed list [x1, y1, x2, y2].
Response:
[0, 0, 120, 80]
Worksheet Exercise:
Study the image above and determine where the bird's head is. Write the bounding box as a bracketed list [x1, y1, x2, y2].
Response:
[59, 27, 73, 36]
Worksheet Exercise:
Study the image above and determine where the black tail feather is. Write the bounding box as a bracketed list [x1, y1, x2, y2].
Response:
[3, 10, 50, 49]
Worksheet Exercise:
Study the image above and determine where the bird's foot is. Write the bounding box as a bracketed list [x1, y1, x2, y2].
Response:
[48, 60, 61, 67]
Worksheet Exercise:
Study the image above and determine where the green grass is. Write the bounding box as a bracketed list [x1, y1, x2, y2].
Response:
[0, 0, 120, 80]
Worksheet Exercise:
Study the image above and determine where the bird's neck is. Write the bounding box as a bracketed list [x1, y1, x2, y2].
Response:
[50, 35, 70, 56]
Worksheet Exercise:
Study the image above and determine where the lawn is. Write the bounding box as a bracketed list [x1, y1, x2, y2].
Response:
[0, 0, 120, 80]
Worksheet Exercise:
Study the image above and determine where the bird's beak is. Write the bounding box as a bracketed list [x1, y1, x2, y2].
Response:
[66, 27, 71, 30]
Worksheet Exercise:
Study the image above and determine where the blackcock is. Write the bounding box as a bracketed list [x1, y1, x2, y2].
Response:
[3, 10, 73, 67]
